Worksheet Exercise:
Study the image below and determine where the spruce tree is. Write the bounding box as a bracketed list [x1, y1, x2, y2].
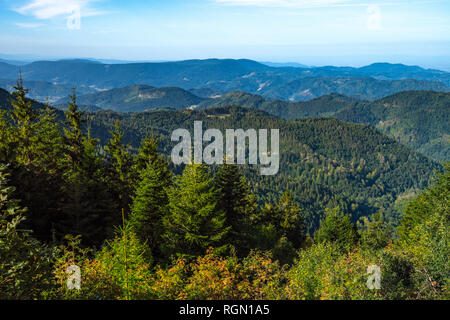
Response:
[9, 76, 37, 165]
[315, 207, 359, 253]
[132, 135, 172, 186]
[59, 90, 114, 245]
[214, 163, 257, 256]
[129, 162, 170, 261]
[105, 120, 133, 219]
[163, 163, 229, 259]
[5, 79, 64, 241]
[0, 165, 55, 299]
[255, 191, 306, 263]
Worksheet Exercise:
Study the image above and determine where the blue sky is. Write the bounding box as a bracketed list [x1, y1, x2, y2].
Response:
[1, 0, 449, 69]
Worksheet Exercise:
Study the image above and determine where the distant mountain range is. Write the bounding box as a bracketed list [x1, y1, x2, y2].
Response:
[0, 59, 448, 102]
[1, 57, 448, 162]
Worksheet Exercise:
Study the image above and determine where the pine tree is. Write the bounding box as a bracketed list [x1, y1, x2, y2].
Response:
[4, 80, 64, 241]
[9, 76, 37, 165]
[276, 191, 306, 248]
[105, 120, 133, 219]
[63, 89, 85, 169]
[255, 191, 306, 263]
[163, 163, 229, 259]
[129, 162, 170, 261]
[0, 110, 15, 164]
[59, 90, 114, 245]
[214, 163, 257, 256]
[315, 207, 359, 253]
[132, 135, 172, 186]
[0, 165, 55, 299]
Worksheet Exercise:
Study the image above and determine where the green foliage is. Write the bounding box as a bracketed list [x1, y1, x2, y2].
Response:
[129, 161, 170, 262]
[214, 163, 257, 256]
[315, 207, 359, 253]
[87, 106, 440, 233]
[163, 163, 229, 259]
[152, 249, 284, 300]
[200, 90, 449, 161]
[96, 224, 154, 299]
[255, 191, 306, 264]
[336, 91, 450, 161]
[359, 212, 394, 250]
[0, 165, 56, 299]
[0, 82, 448, 300]
[397, 163, 450, 298]
[53, 235, 122, 300]
[104, 120, 133, 219]
[58, 90, 115, 245]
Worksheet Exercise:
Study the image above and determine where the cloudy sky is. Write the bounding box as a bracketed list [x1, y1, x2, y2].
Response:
[1, 0, 449, 69]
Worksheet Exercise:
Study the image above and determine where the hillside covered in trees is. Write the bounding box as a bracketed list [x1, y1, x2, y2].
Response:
[0, 81, 448, 300]
[198, 90, 450, 161]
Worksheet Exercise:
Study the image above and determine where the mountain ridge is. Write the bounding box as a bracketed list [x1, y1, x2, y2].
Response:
[0, 59, 448, 102]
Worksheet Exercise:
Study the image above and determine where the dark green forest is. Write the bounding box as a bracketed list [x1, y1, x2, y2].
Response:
[0, 81, 448, 300]
[198, 90, 450, 161]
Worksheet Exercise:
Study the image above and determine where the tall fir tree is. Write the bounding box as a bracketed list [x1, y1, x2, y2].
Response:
[255, 191, 306, 263]
[129, 136, 172, 262]
[59, 89, 114, 245]
[0, 165, 55, 299]
[163, 163, 229, 259]
[214, 163, 257, 256]
[9, 75, 37, 165]
[129, 163, 170, 262]
[314, 207, 359, 253]
[132, 135, 172, 186]
[105, 120, 133, 220]
[5, 79, 64, 241]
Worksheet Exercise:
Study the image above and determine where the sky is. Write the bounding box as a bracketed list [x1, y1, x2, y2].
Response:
[0, 0, 449, 69]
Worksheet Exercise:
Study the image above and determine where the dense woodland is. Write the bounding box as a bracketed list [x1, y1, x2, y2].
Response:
[0, 80, 448, 300]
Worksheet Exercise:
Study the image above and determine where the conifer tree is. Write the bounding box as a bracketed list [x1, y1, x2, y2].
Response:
[132, 135, 172, 186]
[105, 120, 133, 219]
[214, 163, 257, 256]
[315, 207, 359, 253]
[5, 80, 64, 241]
[9, 76, 37, 165]
[254, 191, 306, 263]
[0, 165, 55, 299]
[163, 163, 229, 259]
[59, 90, 114, 245]
[129, 162, 170, 261]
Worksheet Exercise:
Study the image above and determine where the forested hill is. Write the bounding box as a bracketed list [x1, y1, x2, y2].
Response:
[0, 87, 50, 112]
[0, 79, 96, 103]
[87, 106, 441, 230]
[198, 90, 450, 161]
[54, 84, 204, 112]
[198, 91, 359, 119]
[0, 88, 442, 230]
[335, 91, 450, 161]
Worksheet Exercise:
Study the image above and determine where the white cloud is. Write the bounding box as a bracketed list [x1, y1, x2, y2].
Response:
[15, 22, 44, 28]
[15, 0, 107, 30]
[215, 0, 355, 8]
[15, 0, 107, 20]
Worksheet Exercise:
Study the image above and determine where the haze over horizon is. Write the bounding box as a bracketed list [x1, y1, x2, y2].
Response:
[1, 0, 449, 70]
